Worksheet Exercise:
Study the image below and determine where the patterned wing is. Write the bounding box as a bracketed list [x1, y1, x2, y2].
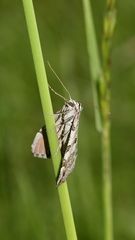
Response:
[57, 103, 81, 185]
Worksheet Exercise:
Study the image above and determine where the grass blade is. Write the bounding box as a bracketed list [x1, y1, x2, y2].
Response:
[22, 1, 77, 239]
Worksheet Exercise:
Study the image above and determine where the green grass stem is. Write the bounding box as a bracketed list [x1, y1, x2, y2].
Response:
[82, 0, 116, 240]
[82, 0, 102, 132]
[101, 1, 116, 240]
[22, 1, 77, 239]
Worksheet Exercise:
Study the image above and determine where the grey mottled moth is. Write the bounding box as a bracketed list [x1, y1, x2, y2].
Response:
[31, 65, 82, 185]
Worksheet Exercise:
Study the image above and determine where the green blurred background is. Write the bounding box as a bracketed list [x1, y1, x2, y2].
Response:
[0, 0, 135, 239]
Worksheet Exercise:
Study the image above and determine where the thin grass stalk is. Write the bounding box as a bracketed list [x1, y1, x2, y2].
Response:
[101, 1, 116, 240]
[82, 0, 116, 240]
[21, 1, 77, 239]
[82, 0, 102, 132]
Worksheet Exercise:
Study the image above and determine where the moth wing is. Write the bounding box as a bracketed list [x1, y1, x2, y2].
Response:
[55, 112, 64, 144]
[57, 109, 81, 185]
[31, 112, 63, 159]
[60, 106, 76, 155]
[31, 127, 50, 159]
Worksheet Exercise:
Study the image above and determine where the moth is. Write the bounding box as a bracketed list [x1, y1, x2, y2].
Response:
[31, 64, 82, 185]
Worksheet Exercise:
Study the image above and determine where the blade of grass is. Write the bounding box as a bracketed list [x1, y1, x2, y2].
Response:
[101, 1, 116, 240]
[21, 1, 77, 239]
[82, 0, 116, 240]
[82, 0, 102, 132]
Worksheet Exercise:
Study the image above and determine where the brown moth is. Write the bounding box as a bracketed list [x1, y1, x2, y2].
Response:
[31, 99, 82, 185]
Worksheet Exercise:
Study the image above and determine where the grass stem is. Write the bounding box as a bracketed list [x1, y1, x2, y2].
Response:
[82, 0, 116, 240]
[82, 0, 102, 132]
[101, 1, 116, 240]
[22, 1, 77, 239]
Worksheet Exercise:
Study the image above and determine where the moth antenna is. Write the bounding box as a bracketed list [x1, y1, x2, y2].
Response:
[47, 61, 71, 100]
[49, 84, 68, 102]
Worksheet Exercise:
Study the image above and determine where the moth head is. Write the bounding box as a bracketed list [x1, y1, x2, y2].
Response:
[66, 99, 82, 112]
